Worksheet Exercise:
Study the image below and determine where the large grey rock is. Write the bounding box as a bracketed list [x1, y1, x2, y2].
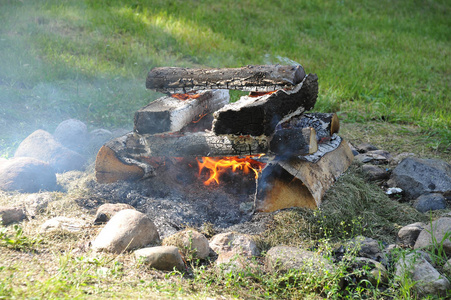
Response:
[209, 232, 259, 256]
[0, 157, 57, 192]
[398, 222, 426, 247]
[54, 119, 89, 153]
[413, 193, 447, 213]
[94, 203, 135, 224]
[388, 157, 451, 200]
[92, 209, 159, 254]
[265, 246, 334, 275]
[163, 229, 210, 260]
[40, 216, 86, 233]
[15, 130, 86, 173]
[395, 251, 450, 298]
[414, 217, 451, 256]
[134, 246, 185, 271]
[0, 206, 26, 225]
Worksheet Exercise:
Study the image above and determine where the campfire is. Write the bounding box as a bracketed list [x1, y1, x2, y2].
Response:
[95, 65, 353, 212]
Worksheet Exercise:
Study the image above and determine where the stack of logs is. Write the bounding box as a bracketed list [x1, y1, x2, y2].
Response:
[95, 65, 354, 212]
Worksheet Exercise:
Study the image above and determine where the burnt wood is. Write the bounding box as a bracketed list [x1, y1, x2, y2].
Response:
[270, 127, 318, 157]
[134, 90, 229, 134]
[146, 65, 306, 94]
[212, 73, 318, 136]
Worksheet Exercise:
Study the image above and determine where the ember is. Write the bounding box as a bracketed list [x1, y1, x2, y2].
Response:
[196, 155, 266, 186]
[248, 90, 277, 97]
[171, 92, 201, 100]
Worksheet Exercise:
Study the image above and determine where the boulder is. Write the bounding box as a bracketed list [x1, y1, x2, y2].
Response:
[362, 165, 390, 181]
[395, 251, 450, 298]
[40, 216, 86, 233]
[54, 119, 89, 153]
[163, 229, 210, 260]
[0, 206, 26, 225]
[91, 209, 159, 254]
[413, 193, 447, 213]
[397, 222, 426, 248]
[94, 203, 135, 225]
[414, 217, 451, 256]
[388, 157, 451, 200]
[265, 246, 334, 275]
[0, 157, 57, 192]
[134, 246, 185, 271]
[209, 232, 259, 256]
[15, 130, 86, 173]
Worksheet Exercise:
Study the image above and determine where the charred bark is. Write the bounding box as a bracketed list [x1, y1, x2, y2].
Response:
[212, 73, 318, 136]
[146, 65, 306, 94]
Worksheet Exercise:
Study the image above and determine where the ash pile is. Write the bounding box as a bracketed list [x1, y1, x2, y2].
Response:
[92, 64, 353, 236]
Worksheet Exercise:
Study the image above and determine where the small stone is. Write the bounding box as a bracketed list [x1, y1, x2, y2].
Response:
[0, 157, 57, 193]
[356, 143, 379, 153]
[15, 130, 86, 173]
[91, 209, 159, 254]
[353, 257, 388, 285]
[134, 246, 185, 271]
[209, 232, 259, 256]
[443, 258, 451, 277]
[163, 229, 210, 260]
[395, 251, 451, 298]
[216, 250, 259, 275]
[392, 152, 415, 165]
[23, 193, 54, 217]
[0, 206, 26, 225]
[362, 165, 390, 180]
[347, 236, 383, 261]
[367, 150, 392, 161]
[413, 193, 447, 213]
[88, 129, 113, 155]
[386, 187, 403, 195]
[414, 217, 451, 256]
[397, 222, 426, 247]
[40, 216, 86, 233]
[54, 119, 89, 153]
[265, 246, 334, 275]
[94, 203, 135, 225]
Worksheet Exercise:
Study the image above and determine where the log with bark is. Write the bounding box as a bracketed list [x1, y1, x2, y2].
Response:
[255, 137, 354, 212]
[134, 89, 229, 134]
[146, 65, 306, 94]
[212, 73, 318, 136]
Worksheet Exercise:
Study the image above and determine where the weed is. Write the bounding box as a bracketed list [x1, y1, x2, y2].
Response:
[0, 224, 41, 251]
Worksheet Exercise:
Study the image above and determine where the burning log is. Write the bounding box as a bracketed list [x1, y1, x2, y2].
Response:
[134, 90, 229, 134]
[254, 137, 354, 212]
[212, 74, 318, 136]
[95, 128, 318, 183]
[146, 65, 306, 94]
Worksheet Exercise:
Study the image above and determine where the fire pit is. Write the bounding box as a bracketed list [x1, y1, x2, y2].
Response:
[95, 64, 353, 215]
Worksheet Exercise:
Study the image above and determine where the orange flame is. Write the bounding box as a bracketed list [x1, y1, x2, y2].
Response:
[248, 91, 277, 97]
[196, 155, 265, 186]
[171, 92, 201, 100]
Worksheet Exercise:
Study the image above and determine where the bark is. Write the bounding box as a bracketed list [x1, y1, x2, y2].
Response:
[134, 90, 229, 134]
[146, 65, 306, 94]
[212, 73, 318, 136]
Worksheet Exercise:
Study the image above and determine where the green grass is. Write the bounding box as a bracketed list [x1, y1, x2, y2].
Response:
[0, 0, 450, 156]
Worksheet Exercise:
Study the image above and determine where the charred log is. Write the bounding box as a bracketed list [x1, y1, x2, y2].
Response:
[146, 65, 306, 94]
[212, 73, 318, 136]
[270, 127, 318, 157]
[134, 90, 229, 134]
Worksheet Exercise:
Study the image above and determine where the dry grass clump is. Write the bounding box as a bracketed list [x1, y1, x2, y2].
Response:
[259, 163, 427, 249]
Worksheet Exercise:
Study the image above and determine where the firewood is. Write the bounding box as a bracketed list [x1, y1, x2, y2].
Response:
[212, 73, 318, 136]
[95, 127, 318, 183]
[254, 137, 354, 212]
[146, 65, 306, 94]
[275, 112, 340, 143]
[134, 90, 229, 134]
[269, 127, 318, 157]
